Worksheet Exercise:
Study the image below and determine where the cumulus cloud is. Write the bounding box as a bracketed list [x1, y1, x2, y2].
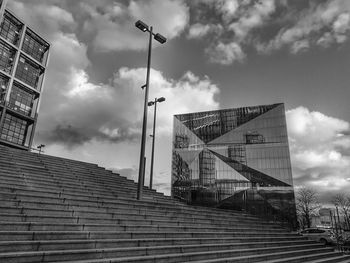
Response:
[189, 0, 350, 63]
[187, 23, 223, 39]
[286, 107, 350, 202]
[228, 0, 276, 40]
[7, 0, 76, 37]
[214, 0, 239, 24]
[37, 67, 219, 147]
[259, 0, 350, 54]
[187, 0, 277, 64]
[206, 42, 246, 65]
[81, 0, 189, 52]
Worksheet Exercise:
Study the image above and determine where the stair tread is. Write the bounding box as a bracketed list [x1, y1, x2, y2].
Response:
[0, 144, 342, 263]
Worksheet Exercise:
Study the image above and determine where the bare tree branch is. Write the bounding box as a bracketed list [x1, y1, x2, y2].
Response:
[296, 187, 321, 229]
[332, 193, 350, 230]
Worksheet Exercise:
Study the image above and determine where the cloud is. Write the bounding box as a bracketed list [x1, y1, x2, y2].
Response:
[8, 1, 76, 37]
[37, 67, 219, 147]
[206, 42, 245, 65]
[286, 107, 350, 202]
[259, 0, 350, 54]
[187, 0, 277, 64]
[189, 0, 350, 63]
[81, 0, 189, 52]
[228, 0, 276, 40]
[187, 23, 223, 39]
[214, 0, 239, 24]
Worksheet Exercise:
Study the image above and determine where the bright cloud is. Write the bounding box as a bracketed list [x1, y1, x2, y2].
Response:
[38, 67, 219, 147]
[286, 107, 350, 202]
[206, 42, 245, 65]
[228, 0, 276, 40]
[81, 0, 189, 52]
[259, 0, 350, 53]
[187, 23, 223, 39]
[188, 0, 277, 64]
[7, 1, 76, 36]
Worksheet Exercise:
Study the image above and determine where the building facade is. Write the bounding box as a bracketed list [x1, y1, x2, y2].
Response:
[0, 0, 50, 150]
[172, 103, 297, 227]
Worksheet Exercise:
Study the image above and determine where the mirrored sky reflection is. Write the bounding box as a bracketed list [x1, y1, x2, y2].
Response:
[7, 0, 350, 204]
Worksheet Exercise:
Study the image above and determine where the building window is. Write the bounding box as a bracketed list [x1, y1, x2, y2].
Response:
[0, 12, 22, 46]
[22, 30, 48, 63]
[8, 82, 35, 116]
[15, 56, 42, 89]
[0, 74, 8, 103]
[0, 113, 27, 145]
[245, 132, 265, 144]
[0, 41, 15, 74]
[174, 134, 189, 148]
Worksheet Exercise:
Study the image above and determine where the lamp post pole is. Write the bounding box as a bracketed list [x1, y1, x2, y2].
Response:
[135, 20, 166, 200]
[148, 97, 165, 189]
[149, 98, 157, 190]
[137, 26, 152, 200]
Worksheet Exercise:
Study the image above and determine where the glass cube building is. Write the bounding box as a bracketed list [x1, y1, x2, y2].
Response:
[172, 103, 297, 227]
[0, 0, 50, 150]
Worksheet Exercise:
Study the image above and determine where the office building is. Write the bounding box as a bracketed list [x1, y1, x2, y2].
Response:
[172, 103, 297, 226]
[0, 0, 50, 150]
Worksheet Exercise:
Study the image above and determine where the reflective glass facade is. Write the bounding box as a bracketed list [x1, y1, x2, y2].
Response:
[0, 2, 49, 150]
[172, 103, 297, 228]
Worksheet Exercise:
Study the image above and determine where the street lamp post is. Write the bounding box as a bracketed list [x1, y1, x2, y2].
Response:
[148, 97, 165, 189]
[135, 20, 166, 200]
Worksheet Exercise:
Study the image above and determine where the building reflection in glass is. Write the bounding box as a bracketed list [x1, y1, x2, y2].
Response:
[172, 103, 297, 228]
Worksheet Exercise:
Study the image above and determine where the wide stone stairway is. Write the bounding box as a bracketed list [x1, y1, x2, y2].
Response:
[0, 145, 349, 263]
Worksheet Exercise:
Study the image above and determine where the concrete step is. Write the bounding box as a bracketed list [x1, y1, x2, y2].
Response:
[1, 144, 341, 263]
[0, 178, 135, 200]
[0, 199, 283, 227]
[304, 254, 350, 263]
[0, 220, 286, 233]
[0, 204, 278, 228]
[0, 169, 137, 192]
[28, 245, 334, 263]
[0, 214, 285, 232]
[0, 243, 326, 263]
[0, 238, 313, 253]
[0, 211, 293, 232]
[0, 231, 300, 242]
[187, 249, 342, 263]
[0, 189, 270, 224]
[262, 252, 350, 262]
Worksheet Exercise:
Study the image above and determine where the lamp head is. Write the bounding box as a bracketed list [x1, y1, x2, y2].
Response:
[148, 101, 155, 106]
[154, 33, 166, 44]
[135, 20, 148, 32]
[157, 97, 166, 103]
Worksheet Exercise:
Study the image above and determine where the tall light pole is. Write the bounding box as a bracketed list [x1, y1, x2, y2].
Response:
[135, 20, 166, 200]
[148, 97, 165, 189]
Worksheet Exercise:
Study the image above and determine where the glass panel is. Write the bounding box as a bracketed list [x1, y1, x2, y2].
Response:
[0, 40, 15, 74]
[0, 73, 8, 103]
[0, 12, 23, 46]
[0, 113, 28, 145]
[172, 103, 297, 229]
[22, 30, 48, 63]
[8, 82, 35, 116]
[15, 56, 42, 89]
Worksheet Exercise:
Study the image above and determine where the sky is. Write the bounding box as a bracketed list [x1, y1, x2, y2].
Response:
[7, 0, 350, 204]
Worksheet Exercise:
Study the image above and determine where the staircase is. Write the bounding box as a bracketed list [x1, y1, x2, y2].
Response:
[0, 144, 349, 263]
